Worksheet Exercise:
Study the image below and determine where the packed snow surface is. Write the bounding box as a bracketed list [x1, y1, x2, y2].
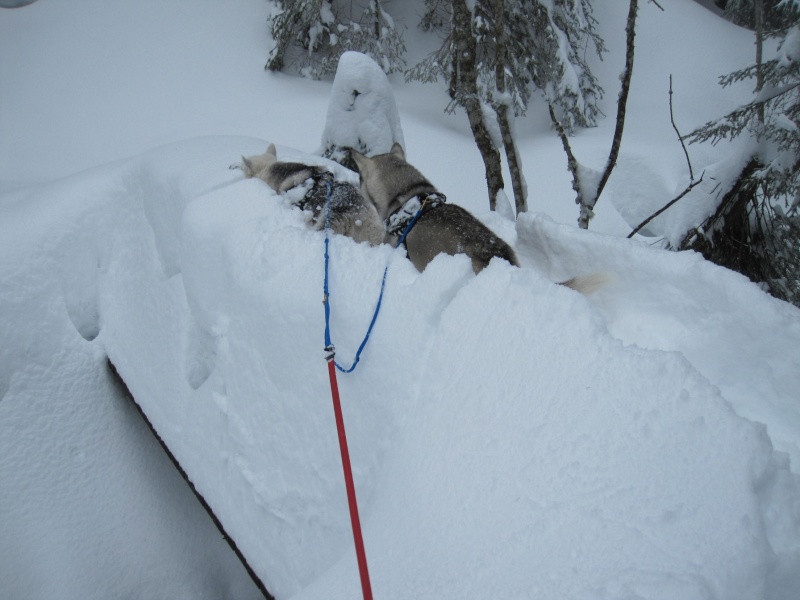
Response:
[1, 1, 800, 600]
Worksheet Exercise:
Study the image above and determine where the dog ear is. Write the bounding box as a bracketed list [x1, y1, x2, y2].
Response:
[390, 142, 405, 159]
[241, 155, 256, 177]
[262, 147, 278, 171]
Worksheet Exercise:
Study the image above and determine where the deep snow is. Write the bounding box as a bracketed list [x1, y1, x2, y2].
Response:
[1, 1, 800, 600]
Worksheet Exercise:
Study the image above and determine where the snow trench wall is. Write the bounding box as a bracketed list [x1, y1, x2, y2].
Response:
[3, 136, 799, 600]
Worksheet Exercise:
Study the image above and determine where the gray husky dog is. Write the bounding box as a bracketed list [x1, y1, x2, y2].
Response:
[352, 143, 606, 292]
[237, 144, 385, 246]
[352, 143, 519, 273]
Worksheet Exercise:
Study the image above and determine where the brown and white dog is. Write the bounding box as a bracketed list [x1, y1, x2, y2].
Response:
[352, 143, 606, 292]
[352, 143, 519, 273]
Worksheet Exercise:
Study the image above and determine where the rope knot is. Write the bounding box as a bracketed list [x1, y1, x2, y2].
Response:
[324, 344, 336, 362]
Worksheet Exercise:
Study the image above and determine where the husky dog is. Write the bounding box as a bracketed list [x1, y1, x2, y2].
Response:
[352, 143, 607, 292]
[237, 144, 385, 246]
[351, 143, 519, 273]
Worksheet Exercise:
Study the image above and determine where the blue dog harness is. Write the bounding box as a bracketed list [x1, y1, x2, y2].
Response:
[385, 192, 447, 238]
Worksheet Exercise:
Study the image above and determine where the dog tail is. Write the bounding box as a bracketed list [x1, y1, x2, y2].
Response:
[559, 273, 610, 295]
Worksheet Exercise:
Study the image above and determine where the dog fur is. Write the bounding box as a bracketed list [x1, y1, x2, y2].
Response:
[238, 144, 385, 246]
[352, 143, 607, 293]
[351, 143, 519, 273]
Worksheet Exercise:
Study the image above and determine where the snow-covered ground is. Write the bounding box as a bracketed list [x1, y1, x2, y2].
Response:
[1, 1, 799, 599]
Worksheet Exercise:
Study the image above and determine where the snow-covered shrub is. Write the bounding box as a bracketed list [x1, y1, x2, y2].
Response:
[266, 0, 405, 78]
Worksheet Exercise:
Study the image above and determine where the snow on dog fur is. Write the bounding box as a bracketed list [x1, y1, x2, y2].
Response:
[237, 143, 385, 246]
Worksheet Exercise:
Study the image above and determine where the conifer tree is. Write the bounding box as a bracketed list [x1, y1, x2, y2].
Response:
[266, 0, 405, 78]
[407, 0, 605, 213]
[680, 2, 800, 306]
[719, 0, 795, 30]
[410, 0, 604, 130]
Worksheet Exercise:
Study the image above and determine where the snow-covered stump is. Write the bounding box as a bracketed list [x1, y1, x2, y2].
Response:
[318, 51, 405, 171]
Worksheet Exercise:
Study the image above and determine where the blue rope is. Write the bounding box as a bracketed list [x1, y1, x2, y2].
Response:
[323, 178, 422, 373]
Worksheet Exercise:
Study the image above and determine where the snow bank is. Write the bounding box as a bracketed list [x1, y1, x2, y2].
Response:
[517, 213, 800, 468]
[3, 2, 800, 598]
[0, 151, 263, 599]
[9, 137, 794, 599]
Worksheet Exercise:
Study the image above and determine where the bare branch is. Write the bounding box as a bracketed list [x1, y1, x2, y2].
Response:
[628, 75, 702, 239]
[669, 75, 694, 181]
[627, 173, 705, 238]
[548, 0, 638, 229]
[594, 0, 638, 204]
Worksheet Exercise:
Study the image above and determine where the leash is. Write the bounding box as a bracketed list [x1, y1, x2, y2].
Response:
[323, 350, 373, 600]
[324, 184, 433, 373]
[321, 176, 431, 600]
[321, 174, 376, 600]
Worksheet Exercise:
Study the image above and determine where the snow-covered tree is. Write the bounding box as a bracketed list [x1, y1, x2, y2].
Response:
[265, 0, 405, 78]
[719, 0, 798, 30]
[265, 0, 334, 75]
[679, 4, 800, 306]
[537, 1, 609, 129]
[410, 0, 604, 130]
[407, 0, 605, 213]
[338, 0, 406, 76]
[318, 51, 405, 170]
[419, 0, 451, 31]
[452, 0, 506, 211]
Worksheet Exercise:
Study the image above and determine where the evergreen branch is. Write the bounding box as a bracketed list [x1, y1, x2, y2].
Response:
[686, 80, 800, 145]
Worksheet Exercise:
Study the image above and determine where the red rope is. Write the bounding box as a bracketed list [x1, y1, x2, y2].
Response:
[326, 357, 374, 600]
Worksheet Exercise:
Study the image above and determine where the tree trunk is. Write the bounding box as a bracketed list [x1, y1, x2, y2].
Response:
[680, 159, 763, 277]
[494, 0, 527, 215]
[578, 0, 638, 229]
[453, 0, 504, 210]
[754, 0, 765, 123]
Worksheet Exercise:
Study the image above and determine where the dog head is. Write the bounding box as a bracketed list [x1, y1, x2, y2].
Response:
[241, 143, 278, 179]
[242, 144, 322, 193]
[352, 143, 435, 221]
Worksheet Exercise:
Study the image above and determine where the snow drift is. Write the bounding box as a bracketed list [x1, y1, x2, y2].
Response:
[3, 1, 800, 599]
[3, 134, 798, 599]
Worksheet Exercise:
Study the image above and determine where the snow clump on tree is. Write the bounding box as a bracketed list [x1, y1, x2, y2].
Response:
[318, 51, 405, 170]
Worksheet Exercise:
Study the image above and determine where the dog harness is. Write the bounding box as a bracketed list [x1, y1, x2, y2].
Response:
[386, 192, 447, 238]
[299, 170, 335, 204]
[291, 171, 365, 221]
